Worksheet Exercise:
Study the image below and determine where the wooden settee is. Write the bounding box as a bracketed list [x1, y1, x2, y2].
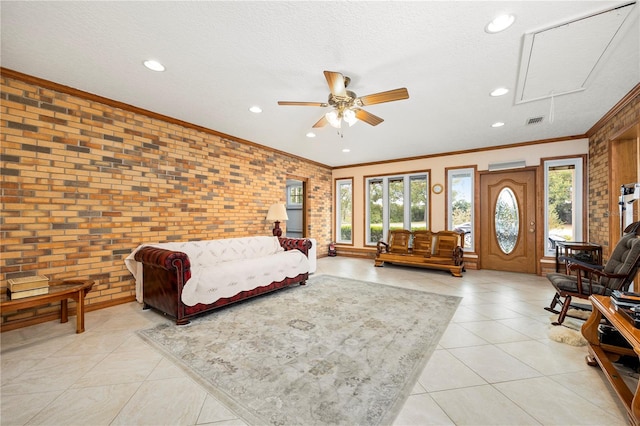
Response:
[375, 230, 465, 277]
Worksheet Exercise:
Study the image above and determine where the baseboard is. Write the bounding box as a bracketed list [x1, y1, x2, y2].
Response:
[0, 295, 137, 333]
[334, 247, 377, 259]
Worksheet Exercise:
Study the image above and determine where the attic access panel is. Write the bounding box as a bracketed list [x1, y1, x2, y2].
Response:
[516, 2, 635, 104]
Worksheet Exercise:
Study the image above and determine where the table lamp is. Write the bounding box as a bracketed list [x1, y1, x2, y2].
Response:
[266, 204, 288, 237]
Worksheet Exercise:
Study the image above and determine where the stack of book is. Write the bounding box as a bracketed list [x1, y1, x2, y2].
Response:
[611, 289, 640, 310]
[6, 275, 49, 300]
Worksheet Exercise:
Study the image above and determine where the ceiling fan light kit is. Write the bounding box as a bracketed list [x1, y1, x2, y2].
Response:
[326, 108, 357, 129]
[325, 110, 342, 128]
[278, 70, 409, 129]
[343, 108, 357, 126]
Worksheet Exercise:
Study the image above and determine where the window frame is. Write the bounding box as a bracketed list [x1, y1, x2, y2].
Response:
[446, 166, 476, 251]
[335, 178, 353, 244]
[542, 156, 586, 256]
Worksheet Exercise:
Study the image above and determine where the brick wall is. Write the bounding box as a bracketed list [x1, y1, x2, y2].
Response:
[588, 90, 639, 256]
[0, 74, 333, 328]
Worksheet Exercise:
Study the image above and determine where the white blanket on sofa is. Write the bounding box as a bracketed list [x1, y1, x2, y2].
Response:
[125, 236, 310, 306]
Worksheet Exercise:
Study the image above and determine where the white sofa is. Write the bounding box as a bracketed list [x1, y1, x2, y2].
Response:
[125, 236, 312, 324]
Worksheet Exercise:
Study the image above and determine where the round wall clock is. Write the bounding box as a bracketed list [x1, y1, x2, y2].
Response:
[432, 184, 443, 194]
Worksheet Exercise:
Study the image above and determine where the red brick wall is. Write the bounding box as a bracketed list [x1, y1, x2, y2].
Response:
[588, 90, 639, 256]
[0, 74, 332, 327]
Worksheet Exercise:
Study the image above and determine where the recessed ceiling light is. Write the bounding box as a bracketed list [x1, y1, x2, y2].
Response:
[485, 14, 515, 33]
[342, 148, 350, 153]
[491, 122, 505, 128]
[490, 87, 509, 97]
[306, 132, 316, 138]
[143, 60, 165, 72]
[249, 106, 262, 113]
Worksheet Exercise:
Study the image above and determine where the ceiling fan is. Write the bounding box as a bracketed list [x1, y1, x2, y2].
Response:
[278, 71, 409, 129]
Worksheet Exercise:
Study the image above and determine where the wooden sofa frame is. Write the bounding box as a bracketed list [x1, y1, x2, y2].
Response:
[375, 230, 465, 277]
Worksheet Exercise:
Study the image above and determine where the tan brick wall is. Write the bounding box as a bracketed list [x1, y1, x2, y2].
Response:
[588, 92, 640, 256]
[1, 75, 332, 327]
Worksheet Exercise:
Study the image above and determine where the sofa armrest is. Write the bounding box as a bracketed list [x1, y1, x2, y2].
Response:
[377, 240, 390, 255]
[453, 246, 464, 266]
[278, 237, 312, 257]
[134, 246, 192, 286]
[568, 262, 631, 294]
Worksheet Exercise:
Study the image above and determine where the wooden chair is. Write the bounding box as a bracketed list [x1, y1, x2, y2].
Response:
[545, 223, 640, 325]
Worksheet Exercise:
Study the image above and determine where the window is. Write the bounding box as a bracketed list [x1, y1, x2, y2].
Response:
[388, 177, 405, 231]
[409, 176, 428, 231]
[288, 185, 303, 205]
[335, 178, 353, 244]
[366, 173, 428, 245]
[544, 158, 584, 255]
[447, 167, 475, 251]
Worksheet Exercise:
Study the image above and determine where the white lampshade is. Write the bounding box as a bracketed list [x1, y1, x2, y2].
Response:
[325, 110, 342, 128]
[266, 204, 288, 221]
[326, 108, 358, 128]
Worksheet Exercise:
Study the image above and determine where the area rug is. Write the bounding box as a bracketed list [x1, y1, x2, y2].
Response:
[138, 274, 461, 425]
[548, 309, 590, 347]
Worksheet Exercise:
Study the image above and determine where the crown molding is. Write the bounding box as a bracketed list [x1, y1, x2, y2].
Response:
[586, 83, 640, 138]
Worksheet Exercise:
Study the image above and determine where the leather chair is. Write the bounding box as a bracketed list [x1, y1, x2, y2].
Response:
[545, 222, 640, 325]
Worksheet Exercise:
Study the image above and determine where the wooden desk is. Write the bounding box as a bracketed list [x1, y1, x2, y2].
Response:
[555, 241, 603, 272]
[583, 295, 640, 425]
[1, 279, 94, 333]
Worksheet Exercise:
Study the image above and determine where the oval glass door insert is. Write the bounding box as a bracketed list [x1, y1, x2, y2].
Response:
[495, 187, 519, 254]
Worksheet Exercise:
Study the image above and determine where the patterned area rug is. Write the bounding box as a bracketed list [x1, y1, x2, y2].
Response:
[138, 274, 461, 425]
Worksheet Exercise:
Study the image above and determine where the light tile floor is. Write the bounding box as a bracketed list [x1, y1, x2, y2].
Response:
[1, 257, 632, 425]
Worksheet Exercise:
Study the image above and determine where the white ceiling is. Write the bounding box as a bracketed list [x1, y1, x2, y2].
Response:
[1, 1, 638, 167]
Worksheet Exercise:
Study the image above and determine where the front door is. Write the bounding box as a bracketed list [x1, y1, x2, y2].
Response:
[480, 169, 537, 273]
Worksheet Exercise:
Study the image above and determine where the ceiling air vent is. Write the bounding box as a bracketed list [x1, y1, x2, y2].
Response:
[526, 116, 544, 125]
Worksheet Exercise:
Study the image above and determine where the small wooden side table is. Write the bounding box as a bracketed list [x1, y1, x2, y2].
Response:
[555, 241, 603, 272]
[583, 295, 640, 425]
[1, 279, 94, 333]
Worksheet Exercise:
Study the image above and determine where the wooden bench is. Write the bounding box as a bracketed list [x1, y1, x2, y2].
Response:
[374, 230, 465, 277]
[1, 279, 94, 333]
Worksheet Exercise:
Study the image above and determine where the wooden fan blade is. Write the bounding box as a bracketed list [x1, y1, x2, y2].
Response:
[354, 108, 384, 126]
[278, 101, 328, 107]
[359, 88, 409, 106]
[324, 71, 347, 97]
[312, 115, 329, 128]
